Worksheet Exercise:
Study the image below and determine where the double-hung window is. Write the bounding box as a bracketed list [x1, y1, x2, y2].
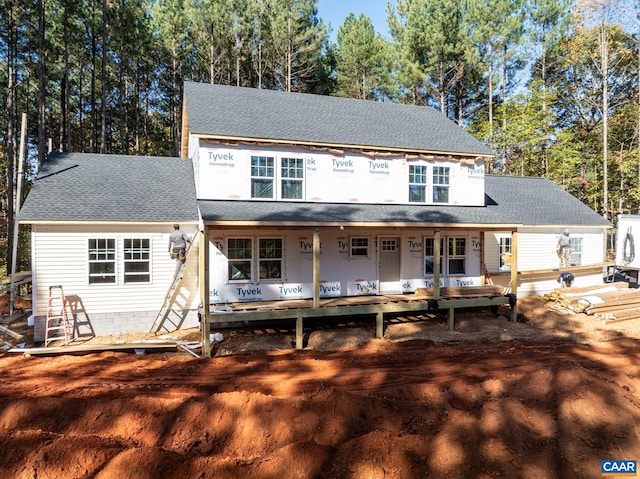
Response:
[124, 238, 151, 283]
[88, 239, 116, 284]
[433, 166, 450, 203]
[499, 236, 512, 271]
[259, 238, 283, 280]
[569, 237, 583, 266]
[448, 237, 466, 274]
[228, 238, 253, 281]
[409, 165, 427, 202]
[281, 157, 304, 199]
[424, 237, 444, 275]
[350, 237, 369, 257]
[251, 156, 274, 199]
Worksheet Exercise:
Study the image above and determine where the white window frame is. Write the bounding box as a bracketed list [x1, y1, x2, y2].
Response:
[227, 238, 253, 282]
[423, 237, 443, 275]
[88, 238, 116, 284]
[227, 236, 285, 282]
[280, 157, 304, 200]
[123, 238, 151, 283]
[447, 237, 466, 275]
[433, 166, 450, 203]
[251, 155, 275, 199]
[498, 235, 512, 272]
[258, 237, 283, 281]
[569, 237, 583, 266]
[408, 164, 427, 203]
[350, 236, 369, 258]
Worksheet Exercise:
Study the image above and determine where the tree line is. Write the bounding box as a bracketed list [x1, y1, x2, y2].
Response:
[1, 0, 638, 273]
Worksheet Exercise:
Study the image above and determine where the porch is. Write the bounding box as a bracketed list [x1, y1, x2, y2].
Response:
[201, 285, 516, 356]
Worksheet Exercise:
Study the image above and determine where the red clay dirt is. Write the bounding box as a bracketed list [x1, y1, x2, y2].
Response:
[1, 295, 640, 479]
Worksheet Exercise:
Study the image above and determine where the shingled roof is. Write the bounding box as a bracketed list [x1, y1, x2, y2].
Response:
[183, 82, 494, 157]
[198, 175, 611, 229]
[19, 152, 199, 223]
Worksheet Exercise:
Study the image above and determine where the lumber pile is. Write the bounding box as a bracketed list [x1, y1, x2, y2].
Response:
[543, 282, 640, 323]
[414, 285, 506, 298]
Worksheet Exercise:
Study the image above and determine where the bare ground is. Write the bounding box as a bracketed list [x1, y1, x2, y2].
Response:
[1, 295, 640, 478]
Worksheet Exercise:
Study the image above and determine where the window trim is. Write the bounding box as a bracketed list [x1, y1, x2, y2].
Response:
[350, 236, 370, 258]
[447, 237, 466, 275]
[88, 238, 116, 285]
[123, 238, 151, 283]
[226, 236, 286, 282]
[569, 236, 583, 266]
[408, 164, 427, 203]
[280, 157, 304, 200]
[498, 235, 512, 272]
[423, 237, 444, 275]
[251, 155, 275, 199]
[227, 237, 253, 282]
[432, 166, 450, 204]
[258, 237, 284, 281]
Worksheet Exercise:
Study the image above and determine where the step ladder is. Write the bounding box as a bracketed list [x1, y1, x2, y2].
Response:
[149, 231, 199, 333]
[45, 285, 72, 347]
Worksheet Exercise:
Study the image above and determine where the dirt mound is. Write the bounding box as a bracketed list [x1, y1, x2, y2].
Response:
[1, 295, 640, 478]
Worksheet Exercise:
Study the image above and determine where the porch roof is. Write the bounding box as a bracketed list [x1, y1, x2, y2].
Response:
[198, 175, 611, 229]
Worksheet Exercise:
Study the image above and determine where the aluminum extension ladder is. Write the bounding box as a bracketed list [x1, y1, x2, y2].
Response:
[45, 285, 73, 347]
[149, 231, 199, 334]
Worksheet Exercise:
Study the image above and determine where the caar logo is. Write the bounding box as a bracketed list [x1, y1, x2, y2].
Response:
[601, 460, 637, 476]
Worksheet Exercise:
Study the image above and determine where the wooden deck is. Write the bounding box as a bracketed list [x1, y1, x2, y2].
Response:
[202, 285, 517, 356]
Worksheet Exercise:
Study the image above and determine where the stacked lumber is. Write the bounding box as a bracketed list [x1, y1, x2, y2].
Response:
[414, 285, 506, 298]
[543, 282, 640, 323]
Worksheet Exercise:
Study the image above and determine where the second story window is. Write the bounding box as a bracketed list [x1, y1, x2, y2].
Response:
[251, 156, 274, 199]
[281, 157, 304, 199]
[409, 165, 427, 202]
[433, 166, 450, 203]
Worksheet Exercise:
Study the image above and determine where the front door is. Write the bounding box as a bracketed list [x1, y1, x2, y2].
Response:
[379, 237, 401, 293]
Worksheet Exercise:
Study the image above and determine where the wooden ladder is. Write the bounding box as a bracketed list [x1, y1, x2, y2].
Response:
[45, 285, 72, 347]
[149, 232, 199, 334]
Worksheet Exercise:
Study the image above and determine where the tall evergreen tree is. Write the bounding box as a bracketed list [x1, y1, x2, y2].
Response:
[335, 13, 390, 100]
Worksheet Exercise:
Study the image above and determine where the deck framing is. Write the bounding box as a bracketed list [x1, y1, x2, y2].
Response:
[201, 292, 517, 357]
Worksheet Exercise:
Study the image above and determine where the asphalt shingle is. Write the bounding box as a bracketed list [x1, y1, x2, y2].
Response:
[19, 152, 200, 223]
[198, 175, 611, 228]
[184, 82, 495, 157]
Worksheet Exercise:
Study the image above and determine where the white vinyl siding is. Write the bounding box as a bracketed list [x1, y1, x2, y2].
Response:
[485, 230, 605, 273]
[30, 224, 199, 318]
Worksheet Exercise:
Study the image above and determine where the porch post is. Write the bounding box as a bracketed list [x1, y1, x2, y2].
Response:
[434, 229, 441, 300]
[313, 228, 320, 308]
[510, 230, 519, 322]
[201, 228, 212, 357]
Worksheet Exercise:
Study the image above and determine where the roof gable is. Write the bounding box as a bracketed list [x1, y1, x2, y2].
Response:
[183, 82, 494, 157]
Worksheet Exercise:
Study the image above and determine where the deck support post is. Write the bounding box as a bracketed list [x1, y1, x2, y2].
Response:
[296, 314, 304, 349]
[201, 228, 212, 357]
[313, 228, 320, 309]
[434, 229, 441, 300]
[376, 311, 383, 339]
[447, 307, 455, 330]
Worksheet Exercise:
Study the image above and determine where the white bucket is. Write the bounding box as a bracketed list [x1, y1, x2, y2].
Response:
[27, 315, 34, 327]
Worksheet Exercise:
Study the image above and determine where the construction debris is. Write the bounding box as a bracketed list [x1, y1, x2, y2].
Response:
[543, 281, 640, 323]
